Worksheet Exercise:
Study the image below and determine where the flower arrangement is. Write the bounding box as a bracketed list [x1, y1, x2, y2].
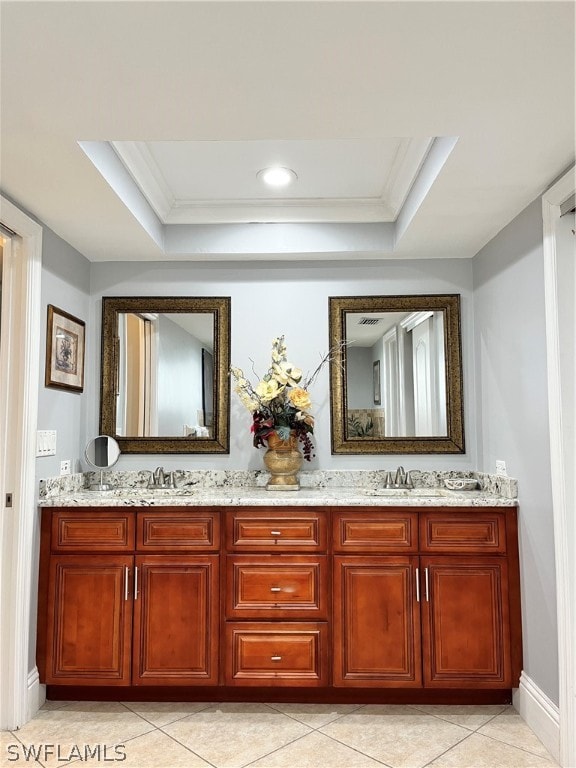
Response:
[230, 335, 336, 461]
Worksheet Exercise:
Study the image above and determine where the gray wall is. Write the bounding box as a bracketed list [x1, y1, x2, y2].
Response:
[36, 227, 91, 479]
[87, 258, 477, 472]
[30, 225, 91, 671]
[473, 198, 559, 705]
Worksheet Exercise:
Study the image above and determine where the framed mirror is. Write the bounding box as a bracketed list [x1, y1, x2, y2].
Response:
[100, 296, 230, 453]
[329, 294, 464, 454]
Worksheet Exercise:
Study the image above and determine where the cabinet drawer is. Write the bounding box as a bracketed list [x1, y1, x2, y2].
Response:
[225, 622, 328, 686]
[51, 511, 135, 552]
[226, 509, 327, 551]
[137, 511, 219, 551]
[420, 511, 506, 553]
[333, 511, 418, 553]
[226, 556, 327, 618]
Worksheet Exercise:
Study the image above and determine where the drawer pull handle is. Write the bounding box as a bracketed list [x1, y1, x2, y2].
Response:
[271, 656, 282, 662]
[270, 587, 282, 592]
[270, 530, 282, 536]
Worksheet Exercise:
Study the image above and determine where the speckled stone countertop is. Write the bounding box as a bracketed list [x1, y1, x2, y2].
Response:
[38, 469, 518, 508]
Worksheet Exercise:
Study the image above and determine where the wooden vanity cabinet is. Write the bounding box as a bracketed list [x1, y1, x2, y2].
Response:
[333, 508, 519, 690]
[38, 503, 521, 701]
[38, 508, 220, 686]
[224, 508, 329, 686]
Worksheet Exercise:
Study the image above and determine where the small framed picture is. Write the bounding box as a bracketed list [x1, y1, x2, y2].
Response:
[45, 305, 86, 392]
[373, 360, 381, 405]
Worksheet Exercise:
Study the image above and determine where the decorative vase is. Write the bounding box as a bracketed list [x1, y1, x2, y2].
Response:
[263, 431, 303, 491]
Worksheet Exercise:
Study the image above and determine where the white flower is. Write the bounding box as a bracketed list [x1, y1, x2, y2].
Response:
[255, 378, 284, 403]
[272, 361, 303, 386]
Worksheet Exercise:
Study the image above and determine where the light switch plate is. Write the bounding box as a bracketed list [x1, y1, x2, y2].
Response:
[495, 460, 508, 476]
[36, 430, 57, 456]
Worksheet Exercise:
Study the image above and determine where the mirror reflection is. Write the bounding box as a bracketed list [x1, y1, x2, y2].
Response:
[329, 295, 464, 454]
[346, 309, 447, 438]
[116, 312, 214, 438]
[85, 435, 120, 491]
[100, 297, 230, 454]
[85, 435, 121, 468]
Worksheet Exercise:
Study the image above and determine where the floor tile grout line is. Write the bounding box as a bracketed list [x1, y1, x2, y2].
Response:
[474, 728, 559, 763]
[406, 704, 509, 734]
[41, 724, 161, 768]
[310, 729, 395, 768]
[119, 700, 215, 728]
[238, 730, 320, 768]
[263, 702, 366, 731]
[238, 727, 393, 768]
[156, 727, 220, 768]
[4, 729, 49, 768]
[420, 728, 477, 768]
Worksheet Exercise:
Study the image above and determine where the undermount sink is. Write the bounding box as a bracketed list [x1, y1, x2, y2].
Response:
[364, 487, 449, 497]
[101, 487, 196, 497]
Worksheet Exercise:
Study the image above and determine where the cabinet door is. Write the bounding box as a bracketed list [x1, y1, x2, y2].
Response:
[333, 556, 422, 687]
[45, 555, 133, 685]
[421, 556, 511, 688]
[132, 555, 219, 685]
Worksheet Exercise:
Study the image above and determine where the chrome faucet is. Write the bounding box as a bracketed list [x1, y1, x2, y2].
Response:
[384, 466, 415, 489]
[394, 466, 407, 487]
[148, 466, 175, 489]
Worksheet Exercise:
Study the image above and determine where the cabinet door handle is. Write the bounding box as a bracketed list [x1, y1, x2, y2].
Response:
[415, 567, 420, 602]
[134, 566, 139, 600]
[270, 656, 282, 662]
[424, 567, 430, 602]
[124, 566, 129, 601]
[270, 586, 282, 592]
[270, 530, 282, 536]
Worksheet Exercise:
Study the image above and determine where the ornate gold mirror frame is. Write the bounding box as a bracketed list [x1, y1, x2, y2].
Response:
[329, 294, 465, 454]
[100, 296, 230, 454]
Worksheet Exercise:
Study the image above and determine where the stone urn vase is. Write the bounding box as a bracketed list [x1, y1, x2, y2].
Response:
[263, 431, 303, 491]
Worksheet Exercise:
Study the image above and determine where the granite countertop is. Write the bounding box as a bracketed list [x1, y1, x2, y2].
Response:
[38, 469, 518, 508]
[38, 487, 517, 508]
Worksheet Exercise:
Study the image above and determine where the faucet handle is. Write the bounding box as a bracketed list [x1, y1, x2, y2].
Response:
[383, 471, 393, 488]
[394, 466, 406, 486]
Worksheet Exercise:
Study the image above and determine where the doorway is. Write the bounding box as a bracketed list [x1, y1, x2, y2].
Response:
[0, 198, 42, 729]
[542, 167, 575, 768]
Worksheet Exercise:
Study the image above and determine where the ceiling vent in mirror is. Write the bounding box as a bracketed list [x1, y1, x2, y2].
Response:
[358, 317, 382, 326]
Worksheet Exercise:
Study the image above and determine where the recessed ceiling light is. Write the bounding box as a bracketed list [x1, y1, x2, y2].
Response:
[257, 167, 298, 188]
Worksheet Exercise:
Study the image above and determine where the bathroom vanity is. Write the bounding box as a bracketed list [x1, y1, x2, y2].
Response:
[36, 483, 522, 704]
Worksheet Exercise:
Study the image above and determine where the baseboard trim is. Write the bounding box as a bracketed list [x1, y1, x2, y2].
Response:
[27, 668, 45, 722]
[513, 672, 560, 763]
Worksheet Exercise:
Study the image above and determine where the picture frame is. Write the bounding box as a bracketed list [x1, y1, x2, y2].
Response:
[373, 360, 381, 405]
[45, 304, 86, 392]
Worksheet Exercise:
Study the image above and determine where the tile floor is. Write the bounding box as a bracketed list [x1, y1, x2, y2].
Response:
[1, 701, 559, 768]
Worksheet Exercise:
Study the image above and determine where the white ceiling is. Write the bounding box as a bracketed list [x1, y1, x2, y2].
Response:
[0, 1, 574, 263]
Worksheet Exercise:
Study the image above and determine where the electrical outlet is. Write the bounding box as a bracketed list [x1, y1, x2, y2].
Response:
[495, 460, 508, 476]
[60, 459, 71, 476]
